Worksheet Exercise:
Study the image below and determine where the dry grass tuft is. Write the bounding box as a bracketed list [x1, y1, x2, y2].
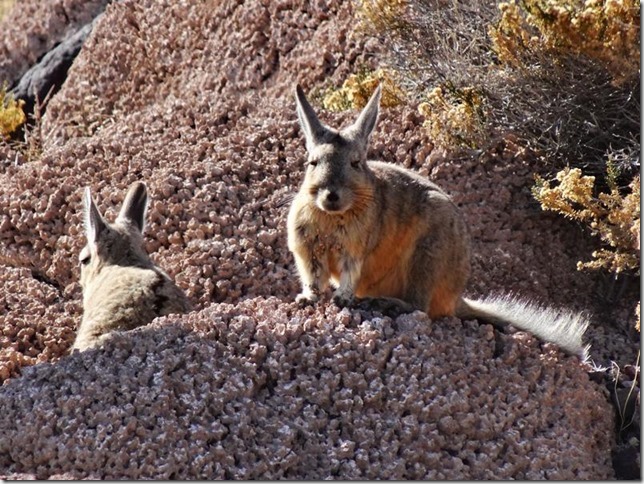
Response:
[353, 0, 640, 171]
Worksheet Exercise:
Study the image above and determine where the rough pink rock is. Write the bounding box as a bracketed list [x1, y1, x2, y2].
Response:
[0, 299, 616, 479]
[0, 0, 109, 86]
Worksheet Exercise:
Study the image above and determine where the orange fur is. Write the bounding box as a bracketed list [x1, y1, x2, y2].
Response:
[356, 219, 418, 299]
[428, 282, 459, 318]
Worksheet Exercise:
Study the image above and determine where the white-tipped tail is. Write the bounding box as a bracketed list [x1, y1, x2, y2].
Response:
[457, 294, 591, 360]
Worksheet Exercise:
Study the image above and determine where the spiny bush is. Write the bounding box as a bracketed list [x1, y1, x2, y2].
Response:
[488, 0, 640, 184]
[355, 0, 407, 34]
[490, 0, 640, 86]
[322, 68, 406, 112]
[418, 84, 488, 148]
[352, 0, 640, 291]
[0, 83, 25, 139]
[353, 0, 640, 171]
[533, 165, 640, 275]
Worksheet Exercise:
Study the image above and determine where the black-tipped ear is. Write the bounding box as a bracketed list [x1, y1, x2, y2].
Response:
[84, 187, 107, 246]
[117, 182, 148, 233]
[347, 84, 381, 145]
[294, 84, 329, 150]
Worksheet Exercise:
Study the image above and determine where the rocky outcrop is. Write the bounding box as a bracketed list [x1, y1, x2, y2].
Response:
[0, 299, 615, 479]
[9, 20, 94, 115]
[0, 0, 109, 88]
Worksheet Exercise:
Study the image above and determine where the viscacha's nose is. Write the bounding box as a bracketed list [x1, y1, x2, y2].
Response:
[325, 191, 339, 203]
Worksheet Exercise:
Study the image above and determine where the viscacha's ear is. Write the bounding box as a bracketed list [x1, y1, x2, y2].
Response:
[294, 84, 331, 150]
[345, 84, 381, 149]
[117, 181, 148, 233]
[84, 187, 107, 247]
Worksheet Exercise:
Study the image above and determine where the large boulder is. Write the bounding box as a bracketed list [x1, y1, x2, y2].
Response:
[0, 0, 110, 88]
[0, 299, 615, 479]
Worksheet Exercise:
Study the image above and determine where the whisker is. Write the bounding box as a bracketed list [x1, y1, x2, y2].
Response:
[273, 192, 296, 209]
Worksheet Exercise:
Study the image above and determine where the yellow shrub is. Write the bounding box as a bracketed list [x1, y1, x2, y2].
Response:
[0, 84, 25, 139]
[0, 0, 15, 20]
[355, 0, 408, 34]
[533, 166, 640, 274]
[490, 0, 640, 85]
[322, 68, 406, 112]
[418, 85, 488, 149]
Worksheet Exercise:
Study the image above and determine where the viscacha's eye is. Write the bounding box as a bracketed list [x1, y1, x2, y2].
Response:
[79, 249, 91, 266]
[308, 160, 318, 168]
[351, 159, 361, 169]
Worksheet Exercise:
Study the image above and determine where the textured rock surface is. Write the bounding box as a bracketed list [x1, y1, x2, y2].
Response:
[0, 299, 616, 479]
[10, 20, 96, 115]
[0, 0, 109, 87]
[0, 0, 637, 479]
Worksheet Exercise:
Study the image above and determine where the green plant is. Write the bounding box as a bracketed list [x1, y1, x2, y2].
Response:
[611, 352, 640, 435]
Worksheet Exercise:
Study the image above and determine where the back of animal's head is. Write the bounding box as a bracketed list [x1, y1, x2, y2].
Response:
[294, 84, 381, 214]
[79, 181, 153, 289]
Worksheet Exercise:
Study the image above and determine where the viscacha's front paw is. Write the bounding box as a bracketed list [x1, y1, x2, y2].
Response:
[332, 290, 354, 308]
[295, 292, 319, 306]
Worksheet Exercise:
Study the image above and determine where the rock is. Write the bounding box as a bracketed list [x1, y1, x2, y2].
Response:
[0, 0, 110, 87]
[0, 299, 617, 479]
[10, 20, 95, 115]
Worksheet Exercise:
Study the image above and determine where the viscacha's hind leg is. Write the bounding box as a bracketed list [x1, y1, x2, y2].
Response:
[352, 296, 416, 318]
[404, 233, 469, 319]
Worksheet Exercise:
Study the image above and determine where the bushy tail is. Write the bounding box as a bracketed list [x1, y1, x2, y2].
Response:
[456, 294, 590, 360]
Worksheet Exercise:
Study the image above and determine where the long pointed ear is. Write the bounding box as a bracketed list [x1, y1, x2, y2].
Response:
[346, 84, 381, 146]
[294, 84, 329, 150]
[84, 187, 107, 246]
[117, 181, 148, 233]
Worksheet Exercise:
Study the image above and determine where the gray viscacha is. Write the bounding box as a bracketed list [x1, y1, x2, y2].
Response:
[73, 181, 191, 351]
[287, 85, 589, 359]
